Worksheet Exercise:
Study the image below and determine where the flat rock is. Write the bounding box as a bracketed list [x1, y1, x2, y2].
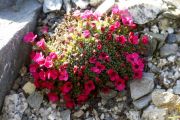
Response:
[130, 73, 155, 100]
[133, 94, 152, 110]
[160, 44, 178, 57]
[163, 0, 180, 9]
[95, 0, 115, 15]
[173, 80, 180, 95]
[72, 0, 89, 9]
[100, 89, 117, 101]
[125, 110, 141, 120]
[2, 93, 28, 120]
[0, 0, 41, 110]
[22, 82, 36, 94]
[89, 0, 104, 7]
[142, 105, 168, 120]
[43, 0, 62, 13]
[118, 0, 165, 24]
[27, 92, 43, 109]
[61, 109, 71, 120]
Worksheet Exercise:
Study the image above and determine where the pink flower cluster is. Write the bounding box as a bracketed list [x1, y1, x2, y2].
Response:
[24, 6, 149, 109]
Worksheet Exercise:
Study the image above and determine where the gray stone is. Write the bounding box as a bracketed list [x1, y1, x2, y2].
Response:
[163, 0, 180, 9]
[2, 93, 28, 120]
[72, 0, 89, 9]
[89, 0, 104, 7]
[61, 109, 71, 120]
[0, 0, 41, 110]
[133, 94, 152, 110]
[100, 89, 117, 101]
[142, 105, 168, 120]
[150, 25, 159, 33]
[63, 0, 71, 14]
[43, 0, 62, 13]
[125, 110, 141, 120]
[160, 44, 178, 57]
[173, 80, 180, 94]
[27, 92, 43, 109]
[166, 33, 177, 44]
[95, 0, 115, 15]
[130, 72, 155, 100]
[0, 0, 16, 9]
[176, 34, 180, 43]
[118, 0, 164, 24]
[73, 110, 84, 118]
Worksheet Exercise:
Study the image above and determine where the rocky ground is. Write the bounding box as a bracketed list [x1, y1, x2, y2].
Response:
[0, 0, 180, 120]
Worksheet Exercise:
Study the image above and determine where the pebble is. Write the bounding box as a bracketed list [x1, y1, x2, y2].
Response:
[160, 44, 178, 57]
[167, 27, 174, 34]
[72, 0, 89, 9]
[43, 0, 63, 13]
[100, 113, 105, 120]
[27, 92, 43, 110]
[166, 33, 177, 44]
[151, 25, 159, 33]
[61, 110, 71, 120]
[22, 82, 36, 94]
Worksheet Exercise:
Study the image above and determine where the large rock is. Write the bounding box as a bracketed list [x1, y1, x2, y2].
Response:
[2, 93, 28, 120]
[118, 0, 165, 24]
[0, 0, 15, 9]
[0, 0, 41, 110]
[130, 73, 155, 100]
[142, 105, 168, 120]
[160, 44, 178, 57]
[163, 0, 180, 9]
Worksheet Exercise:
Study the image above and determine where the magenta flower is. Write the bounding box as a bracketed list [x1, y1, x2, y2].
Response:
[32, 52, 45, 66]
[99, 52, 110, 62]
[44, 56, 53, 68]
[115, 78, 125, 91]
[41, 25, 48, 34]
[112, 5, 120, 14]
[106, 69, 119, 81]
[133, 71, 143, 79]
[39, 69, 46, 81]
[47, 92, 59, 103]
[59, 69, 69, 81]
[116, 35, 127, 44]
[83, 30, 91, 38]
[60, 82, 73, 94]
[29, 63, 39, 73]
[84, 80, 95, 94]
[49, 52, 58, 60]
[23, 32, 37, 43]
[46, 69, 59, 80]
[81, 10, 93, 19]
[90, 62, 105, 74]
[114, 21, 120, 29]
[132, 59, 144, 72]
[73, 10, 81, 17]
[126, 52, 139, 64]
[141, 35, 149, 45]
[36, 38, 46, 50]
[89, 56, 97, 64]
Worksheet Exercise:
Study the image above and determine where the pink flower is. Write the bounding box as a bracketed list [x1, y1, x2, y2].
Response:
[23, 32, 37, 43]
[59, 69, 69, 81]
[32, 52, 45, 66]
[41, 82, 54, 90]
[36, 38, 46, 50]
[115, 35, 127, 44]
[32, 72, 39, 80]
[120, 10, 134, 26]
[126, 53, 139, 64]
[34, 79, 40, 88]
[60, 82, 73, 94]
[81, 10, 93, 20]
[46, 69, 58, 80]
[44, 56, 53, 68]
[39, 69, 46, 81]
[73, 10, 81, 17]
[73, 65, 79, 74]
[77, 94, 88, 104]
[106, 69, 119, 81]
[114, 21, 120, 29]
[109, 25, 115, 32]
[66, 100, 75, 109]
[99, 52, 110, 62]
[29, 63, 39, 73]
[115, 78, 125, 91]
[84, 80, 95, 94]
[97, 43, 102, 50]
[90, 62, 105, 74]
[129, 33, 139, 45]
[132, 59, 144, 72]
[112, 5, 120, 14]
[133, 71, 143, 79]
[41, 25, 48, 34]
[89, 56, 97, 64]
[49, 52, 58, 60]
[83, 30, 91, 38]
[47, 92, 59, 103]
[141, 35, 149, 45]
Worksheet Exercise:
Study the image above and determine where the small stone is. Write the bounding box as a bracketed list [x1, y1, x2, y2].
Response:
[173, 80, 180, 94]
[19, 66, 27, 76]
[61, 110, 71, 120]
[72, 0, 89, 9]
[100, 113, 105, 120]
[43, 0, 62, 13]
[27, 92, 43, 109]
[167, 55, 176, 62]
[22, 82, 36, 94]
[95, 0, 115, 15]
[142, 105, 168, 120]
[130, 73, 155, 100]
[89, 0, 104, 7]
[166, 33, 177, 44]
[151, 25, 159, 33]
[100, 89, 117, 101]
[160, 44, 178, 57]
[158, 18, 169, 31]
[73, 110, 84, 118]
[125, 110, 141, 120]
[63, 0, 71, 14]
[167, 27, 174, 34]
[133, 94, 152, 110]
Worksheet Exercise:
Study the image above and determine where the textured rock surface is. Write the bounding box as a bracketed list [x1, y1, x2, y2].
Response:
[0, 0, 15, 9]
[2, 93, 28, 120]
[72, 0, 89, 9]
[27, 92, 43, 109]
[43, 0, 62, 13]
[160, 44, 178, 57]
[0, 0, 41, 110]
[130, 73, 155, 100]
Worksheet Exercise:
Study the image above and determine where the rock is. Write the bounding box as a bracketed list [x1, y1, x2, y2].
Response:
[163, 0, 180, 9]
[95, 0, 115, 15]
[27, 92, 43, 109]
[133, 94, 152, 110]
[173, 80, 180, 94]
[63, 0, 71, 14]
[100, 113, 105, 119]
[0, 0, 15, 9]
[167, 27, 174, 34]
[48, 110, 61, 120]
[166, 33, 177, 44]
[150, 25, 159, 33]
[142, 105, 168, 120]
[158, 18, 169, 31]
[73, 110, 84, 118]
[89, 0, 104, 7]
[100, 89, 117, 101]
[125, 110, 141, 120]
[22, 82, 36, 94]
[2, 93, 28, 120]
[176, 34, 180, 43]
[152, 89, 180, 109]
[38, 0, 44, 3]
[43, 0, 62, 13]
[162, 9, 180, 19]
[61, 109, 71, 120]
[72, 0, 89, 9]
[0, 0, 41, 110]
[118, 0, 164, 24]
[167, 55, 176, 62]
[160, 44, 178, 57]
[130, 73, 155, 100]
